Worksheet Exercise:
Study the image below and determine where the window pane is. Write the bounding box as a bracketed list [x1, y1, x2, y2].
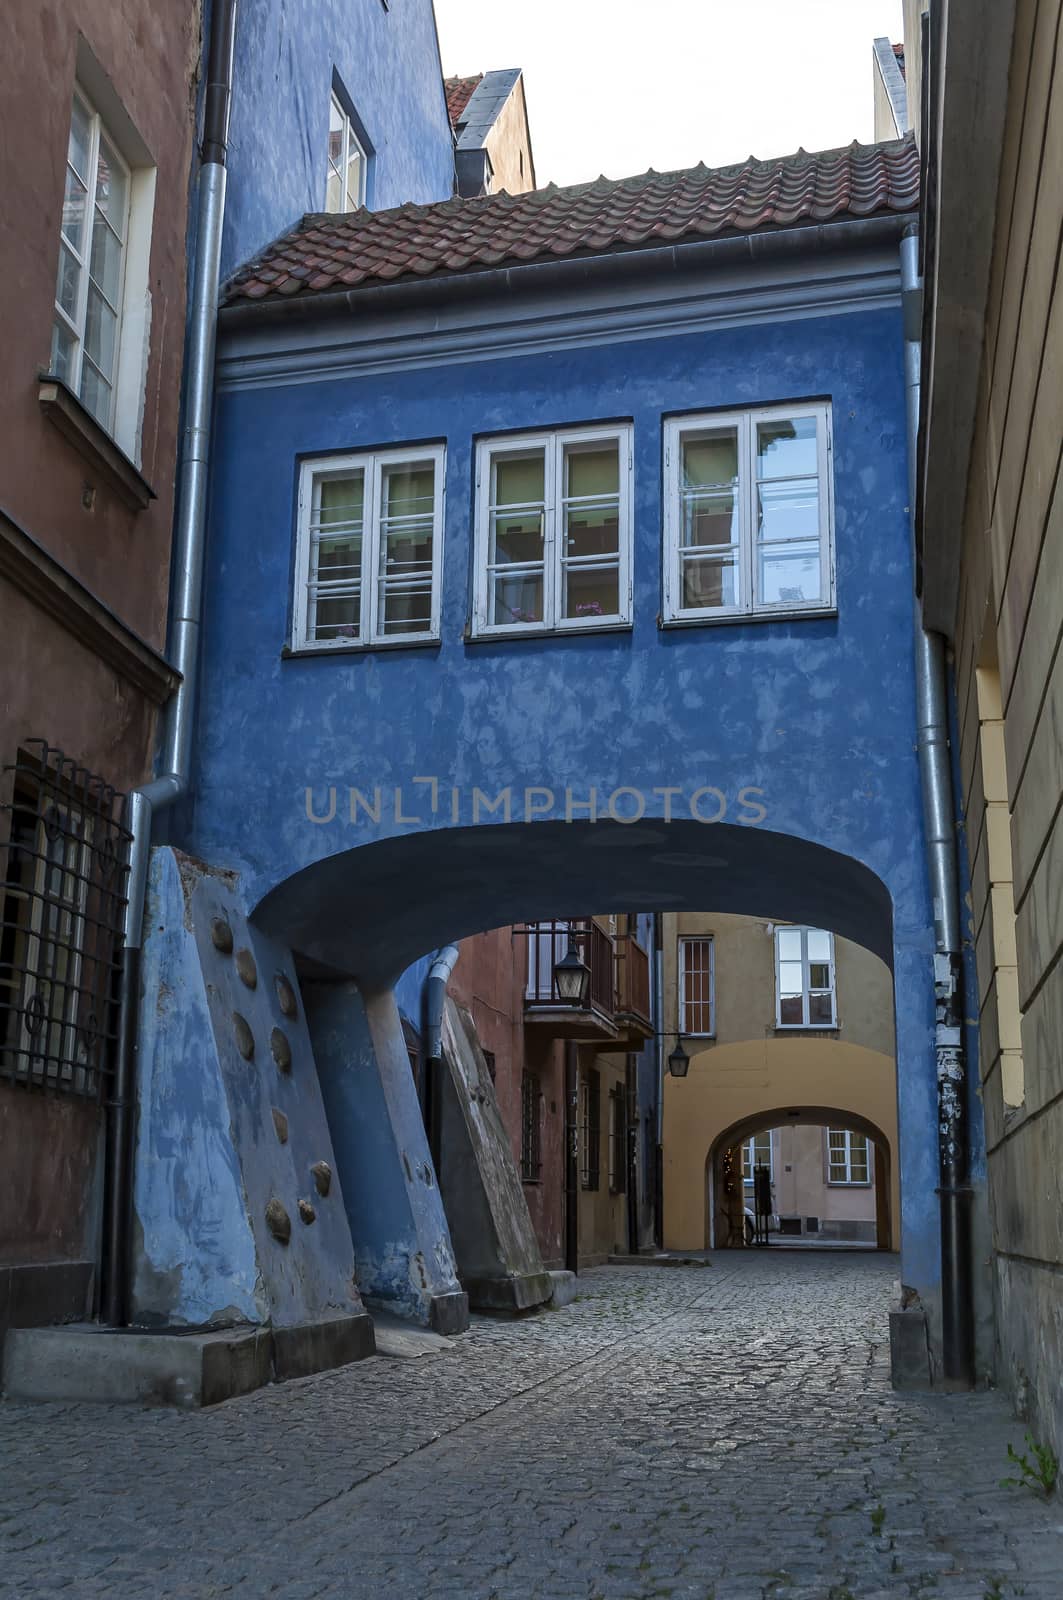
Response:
[808, 990, 833, 1024]
[756, 416, 818, 479]
[309, 473, 363, 641]
[90, 211, 123, 307]
[682, 488, 738, 550]
[326, 168, 342, 213]
[61, 165, 88, 253]
[79, 360, 111, 426]
[808, 963, 831, 991]
[807, 930, 831, 963]
[84, 285, 118, 380]
[328, 96, 345, 166]
[683, 430, 738, 488]
[567, 445, 618, 499]
[492, 571, 543, 626]
[318, 473, 363, 526]
[759, 541, 822, 606]
[379, 463, 434, 636]
[564, 445, 619, 559]
[563, 564, 619, 621]
[681, 553, 736, 609]
[828, 1129, 848, 1153]
[346, 147, 364, 209]
[51, 319, 76, 382]
[758, 480, 820, 545]
[778, 994, 803, 1025]
[777, 928, 802, 962]
[491, 511, 544, 566]
[94, 139, 128, 241]
[494, 453, 544, 507]
[681, 431, 739, 557]
[68, 96, 92, 184]
[55, 241, 82, 321]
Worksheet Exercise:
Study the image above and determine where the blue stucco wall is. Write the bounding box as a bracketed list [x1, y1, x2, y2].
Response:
[222, 0, 454, 282]
[189, 292, 946, 1309]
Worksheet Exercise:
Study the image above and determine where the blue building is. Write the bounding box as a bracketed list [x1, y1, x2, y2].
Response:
[129, 33, 984, 1381]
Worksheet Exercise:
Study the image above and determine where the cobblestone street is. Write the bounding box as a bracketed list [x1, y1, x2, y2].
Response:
[1, 1254, 1060, 1600]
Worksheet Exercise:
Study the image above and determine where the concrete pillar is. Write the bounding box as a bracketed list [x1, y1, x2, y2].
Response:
[305, 980, 468, 1333]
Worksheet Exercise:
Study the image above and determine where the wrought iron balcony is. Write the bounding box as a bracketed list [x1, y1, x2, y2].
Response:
[518, 918, 620, 1042]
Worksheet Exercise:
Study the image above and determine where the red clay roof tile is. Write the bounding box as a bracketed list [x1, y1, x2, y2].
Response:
[224, 135, 919, 309]
[444, 74, 483, 128]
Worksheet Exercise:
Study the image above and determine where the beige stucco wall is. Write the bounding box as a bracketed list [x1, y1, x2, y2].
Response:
[661, 913, 898, 1250]
[485, 77, 535, 195]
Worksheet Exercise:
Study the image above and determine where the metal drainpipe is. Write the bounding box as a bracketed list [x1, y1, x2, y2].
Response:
[424, 945, 460, 1063]
[101, 0, 239, 1328]
[652, 912, 665, 1250]
[900, 227, 974, 1387]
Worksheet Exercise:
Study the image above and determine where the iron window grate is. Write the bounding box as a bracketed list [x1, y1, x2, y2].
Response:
[0, 742, 130, 1100]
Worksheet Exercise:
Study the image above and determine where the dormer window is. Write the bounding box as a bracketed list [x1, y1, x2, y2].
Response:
[326, 91, 367, 213]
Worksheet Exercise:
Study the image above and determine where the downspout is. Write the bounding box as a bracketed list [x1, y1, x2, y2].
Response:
[653, 912, 665, 1250]
[101, 0, 238, 1327]
[424, 945, 460, 1064]
[900, 226, 973, 1387]
[422, 945, 459, 1174]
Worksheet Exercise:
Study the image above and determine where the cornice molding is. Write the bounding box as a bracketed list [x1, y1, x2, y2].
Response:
[217, 243, 903, 394]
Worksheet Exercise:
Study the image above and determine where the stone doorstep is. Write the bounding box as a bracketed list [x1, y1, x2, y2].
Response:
[1, 1311, 375, 1409]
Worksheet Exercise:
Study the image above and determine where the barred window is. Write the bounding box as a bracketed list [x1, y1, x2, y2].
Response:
[0, 744, 129, 1099]
[520, 1069, 541, 1182]
[678, 935, 714, 1035]
[608, 1083, 627, 1195]
[579, 1067, 600, 1191]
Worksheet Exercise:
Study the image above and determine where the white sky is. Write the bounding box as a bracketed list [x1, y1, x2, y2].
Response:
[434, 0, 905, 188]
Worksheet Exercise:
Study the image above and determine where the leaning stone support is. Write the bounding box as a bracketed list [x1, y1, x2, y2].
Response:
[306, 980, 469, 1334]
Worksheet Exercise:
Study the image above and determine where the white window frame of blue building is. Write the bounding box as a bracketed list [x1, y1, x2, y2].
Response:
[662, 401, 835, 624]
[326, 90, 368, 213]
[472, 424, 634, 638]
[292, 444, 445, 651]
[774, 925, 837, 1029]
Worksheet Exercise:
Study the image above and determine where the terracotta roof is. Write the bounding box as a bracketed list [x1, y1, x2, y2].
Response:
[224, 135, 919, 307]
[444, 74, 482, 128]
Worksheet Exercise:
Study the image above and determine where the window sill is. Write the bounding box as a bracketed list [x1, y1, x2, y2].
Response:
[826, 1181, 872, 1189]
[659, 607, 837, 632]
[467, 620, 633, 644]
[282, 636, 441, 659]
[773, 1024, 839, 1034]
[38, 376, 155, 512]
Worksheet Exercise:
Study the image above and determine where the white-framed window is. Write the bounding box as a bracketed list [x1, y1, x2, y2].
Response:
[827, 1128, 871, 1186]
[292, 445, 445, 650]
[472, 424, 633, 637]
[51, 87, 132, 435]
[326, 91, 368, 212]
[678, 935, 714, 1036]
[742, 1131, 773, 1186]
[663, 402, 834, 623]
[775, 926, 837, 1028]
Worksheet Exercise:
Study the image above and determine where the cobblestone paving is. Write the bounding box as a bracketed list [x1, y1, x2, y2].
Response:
[2, 1253, 1061, 1599]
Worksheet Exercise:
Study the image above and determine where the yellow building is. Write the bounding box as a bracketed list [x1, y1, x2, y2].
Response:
[661, 914, 898, 1251]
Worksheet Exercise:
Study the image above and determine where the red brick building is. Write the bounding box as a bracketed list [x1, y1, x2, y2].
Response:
[0, 0, 200, 1353]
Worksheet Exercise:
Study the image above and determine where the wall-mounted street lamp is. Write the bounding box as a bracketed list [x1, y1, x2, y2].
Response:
[666, 1038, 690, 1078]
[553, 934, 591, 1006]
